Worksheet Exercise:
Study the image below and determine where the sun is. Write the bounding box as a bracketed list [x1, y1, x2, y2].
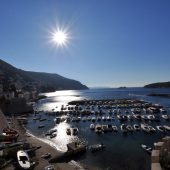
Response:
[51, 29, 68, 47]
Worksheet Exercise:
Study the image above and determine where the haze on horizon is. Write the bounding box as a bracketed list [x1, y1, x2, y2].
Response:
[0, 0, 170, 88]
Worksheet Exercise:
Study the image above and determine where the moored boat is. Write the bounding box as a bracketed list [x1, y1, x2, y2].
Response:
[133, 124, 140, 131]
[17, 150, 31, 169]
[90, 124, 95, 130]
[156, 126, 166, 132]
[141, 144, 152, 154]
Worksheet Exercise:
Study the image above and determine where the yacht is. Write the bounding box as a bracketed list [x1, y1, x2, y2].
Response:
[162, 114, 169, 120]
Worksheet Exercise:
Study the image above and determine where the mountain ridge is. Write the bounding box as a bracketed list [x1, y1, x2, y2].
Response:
[144, 81, 170, 88]
[0, 59, 88, 92]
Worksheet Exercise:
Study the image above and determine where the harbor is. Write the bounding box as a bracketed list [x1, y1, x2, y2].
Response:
[25, 88, 170, 170]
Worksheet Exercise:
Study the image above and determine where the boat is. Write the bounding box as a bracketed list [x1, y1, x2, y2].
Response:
[72, 128, 78, 135]
[162, 114, 169, 120]
[17, 150, 31, 169]
[66, 128, 71, 135]
[141, 115, 149, 121]
[95, 124, 102, 134]
[102, 116, 106, 121]
[141, 124, 150, 133]
[90, 124, 95, 130]
[45, 129, 57, 136]
[133, 114, 141, 120]
[82, 117, 86, 122]
[147, 115, 155, 121]
[102, 125, 108, 133]
[91, 117, 96, 122]
[112, 125, 118, 132]
[126, 125, 133, 132]
[50, 133, 57, 138]
[127, 115, 133, 121]
[133, 124, 140, 131]
[141, 144, 152, 154]
[107, 116, 111, 121]
[97, 116, 101, 121]
[87, 116, 91, 121]
[39, 118, 47, 122]
[148, 126, 156, 132]
[38, 125, 45, 128]
[163, 125, 170, 131]
[120, 124, 128, 133]
[156, 126, 166, 132]
[107, 124, 113, 132]
[54, 117, 61, 124]
[89, 143, 105, 152]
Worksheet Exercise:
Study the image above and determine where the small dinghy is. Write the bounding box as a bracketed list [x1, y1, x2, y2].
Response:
[89, 143, 105, 152]
[17, 150, 31, 169]
[141, 144, 152, 154]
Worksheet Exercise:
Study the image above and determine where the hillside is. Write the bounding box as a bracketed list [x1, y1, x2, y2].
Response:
[0, 59, 88, 92]
[144, 81, 170, 88]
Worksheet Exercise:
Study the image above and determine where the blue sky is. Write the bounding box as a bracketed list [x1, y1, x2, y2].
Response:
[0, 0, 170, 87]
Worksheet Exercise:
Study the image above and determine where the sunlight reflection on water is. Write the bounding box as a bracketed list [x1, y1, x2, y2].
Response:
[48, 122, 79, 151]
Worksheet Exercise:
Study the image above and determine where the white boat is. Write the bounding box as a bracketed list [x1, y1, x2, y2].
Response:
[133, 124, 140, 131]
[95, 124, 102, 134]
[90, 124, 95, 130]
[141, 144, 152, 154]
[148, 126, 156, 132]
[141, 124, 150, 133]
[127, 115, 133, 120]
[17, 150, 31, 169]
[164, 125, 170, 131]
[162, 114, 169, 120]
[147, 115, 155, 121]
[156, 126, 166, 132]
[126, 125, 133, 132]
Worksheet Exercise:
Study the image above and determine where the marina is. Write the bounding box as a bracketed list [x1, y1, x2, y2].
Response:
[25, 88, 170, 170]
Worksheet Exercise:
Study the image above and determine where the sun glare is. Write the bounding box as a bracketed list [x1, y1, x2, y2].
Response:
[51, 28, 69, 47]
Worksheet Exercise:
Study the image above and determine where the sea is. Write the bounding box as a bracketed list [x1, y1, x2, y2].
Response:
[25, 87, 170, 170]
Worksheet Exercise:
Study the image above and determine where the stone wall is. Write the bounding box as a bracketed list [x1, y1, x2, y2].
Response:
[151, 136, 170, 170]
